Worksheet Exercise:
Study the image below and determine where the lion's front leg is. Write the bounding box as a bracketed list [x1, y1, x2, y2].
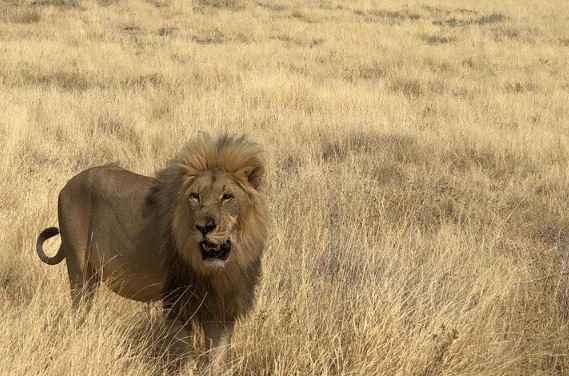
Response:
[161, 317, 196, 372]
[203, 321, 234, 375]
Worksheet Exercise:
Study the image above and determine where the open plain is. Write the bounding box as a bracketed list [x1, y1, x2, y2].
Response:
[2, 0, 569, 374]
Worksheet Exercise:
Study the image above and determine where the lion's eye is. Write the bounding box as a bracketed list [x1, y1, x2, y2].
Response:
[189, 193, 200, 202]
[222, 193, 234, 201]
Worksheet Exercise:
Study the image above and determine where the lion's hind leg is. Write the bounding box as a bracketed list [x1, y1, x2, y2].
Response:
[61, 235, 100, 323]
[69, 265, 100, 312]
[58, 188, 101, 322]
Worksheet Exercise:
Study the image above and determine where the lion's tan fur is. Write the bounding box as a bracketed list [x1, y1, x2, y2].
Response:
[36, 133, 269, 372]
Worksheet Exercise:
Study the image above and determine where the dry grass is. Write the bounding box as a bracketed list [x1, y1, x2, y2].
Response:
[2, 0, 569, 374]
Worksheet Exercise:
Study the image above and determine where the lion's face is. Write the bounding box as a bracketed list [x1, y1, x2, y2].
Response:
[178, 169, 252, 270]
[164, 134, 266, 275]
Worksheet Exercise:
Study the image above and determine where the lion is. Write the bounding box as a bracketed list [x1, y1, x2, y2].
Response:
[36, 133, 268, 373]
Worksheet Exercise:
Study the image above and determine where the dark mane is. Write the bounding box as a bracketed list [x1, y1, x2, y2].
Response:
[162, 238, 261, 325]
[143, 133, 267, 326]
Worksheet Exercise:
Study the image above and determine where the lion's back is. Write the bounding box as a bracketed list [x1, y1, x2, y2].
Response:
[69, 164, 154, 197]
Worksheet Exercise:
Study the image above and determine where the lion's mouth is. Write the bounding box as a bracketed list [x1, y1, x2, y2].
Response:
[200, 240, 231, 261]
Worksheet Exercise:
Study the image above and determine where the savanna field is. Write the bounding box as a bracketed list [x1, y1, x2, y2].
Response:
[2, 0, 569, 374]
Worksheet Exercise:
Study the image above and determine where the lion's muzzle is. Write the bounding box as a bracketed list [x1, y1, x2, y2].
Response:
[200, 239, 231, 261]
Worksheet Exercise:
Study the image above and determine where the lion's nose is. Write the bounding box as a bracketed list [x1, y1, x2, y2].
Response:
[196, 217, 216, 235]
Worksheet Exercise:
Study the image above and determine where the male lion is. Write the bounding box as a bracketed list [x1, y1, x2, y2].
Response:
[36, 133, 268, 373]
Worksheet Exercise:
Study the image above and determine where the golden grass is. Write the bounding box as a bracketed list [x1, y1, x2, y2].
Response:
[2, 0, 569, 374]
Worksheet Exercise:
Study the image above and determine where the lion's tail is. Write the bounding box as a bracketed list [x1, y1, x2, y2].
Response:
[36, 227, 65, 265]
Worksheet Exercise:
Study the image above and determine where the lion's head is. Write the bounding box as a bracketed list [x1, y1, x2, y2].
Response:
[152, 134, 268, 275]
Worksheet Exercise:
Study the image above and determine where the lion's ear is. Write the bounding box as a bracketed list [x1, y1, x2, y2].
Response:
[236, 164, 264, 191]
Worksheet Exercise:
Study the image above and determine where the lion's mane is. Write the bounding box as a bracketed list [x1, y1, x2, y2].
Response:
[146, 134, 269, 324]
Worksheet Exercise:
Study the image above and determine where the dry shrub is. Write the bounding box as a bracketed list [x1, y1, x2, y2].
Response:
[0, 7, 41, 23]
[29, 0, 80, 7]
[192, 0, 247, 10]
[356, 8, 421, 24]
[389, 78, 424, 99]
[20, 70, 91, 91]
[420, 33, 456, 45]
[432, 12, 507, 28]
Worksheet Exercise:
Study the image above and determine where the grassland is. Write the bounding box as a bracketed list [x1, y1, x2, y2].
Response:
[2, 0, 569, 374]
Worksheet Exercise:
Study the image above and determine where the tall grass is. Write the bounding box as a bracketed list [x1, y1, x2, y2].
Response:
[2, 0, 569, 374]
